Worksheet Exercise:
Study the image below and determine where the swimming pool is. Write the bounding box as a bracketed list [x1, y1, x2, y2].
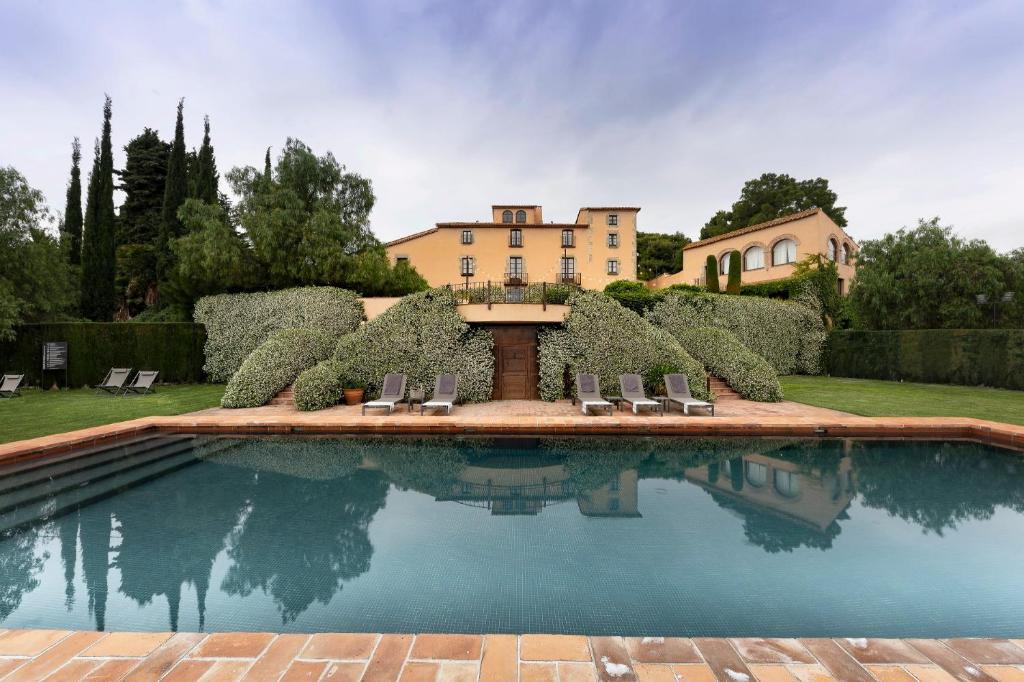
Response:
[0, 434, 1021, 637]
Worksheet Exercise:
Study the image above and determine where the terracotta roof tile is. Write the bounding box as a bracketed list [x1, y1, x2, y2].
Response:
[682, 208, 822, 250]
[384, 227, 438, 247]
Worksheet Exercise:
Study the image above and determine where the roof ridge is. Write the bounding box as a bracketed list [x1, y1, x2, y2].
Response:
[683, 208, 823, 250]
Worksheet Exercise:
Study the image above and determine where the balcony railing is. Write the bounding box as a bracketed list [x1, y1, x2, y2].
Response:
[504, 272, 527, 286]
[446, 279, 580, 309]
[557, 272, 582, 286]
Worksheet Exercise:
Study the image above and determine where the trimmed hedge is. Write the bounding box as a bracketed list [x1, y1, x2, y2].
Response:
[0, 323, 205, 387]
[221, 328, 335, 408]
[293, 289, 494, 410]
[293, 359, 345, 411]
[827, 329, 1024, 390]
[194, 287, 363, 382]
[674, 327, 783, 401]
[537, 291, 710, 402]
[648, 291, 825, 375]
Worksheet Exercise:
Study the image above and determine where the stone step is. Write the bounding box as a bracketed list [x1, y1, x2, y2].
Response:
[269, 386, 295, 407]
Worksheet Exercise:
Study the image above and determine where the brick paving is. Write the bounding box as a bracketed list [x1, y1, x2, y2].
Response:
[0, 630, 1021, 681]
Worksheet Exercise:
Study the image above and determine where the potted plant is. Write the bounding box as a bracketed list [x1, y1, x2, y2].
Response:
[342, 375, 366, 406]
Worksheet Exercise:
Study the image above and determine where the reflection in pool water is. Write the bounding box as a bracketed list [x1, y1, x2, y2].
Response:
[0, 436, 1022, 636]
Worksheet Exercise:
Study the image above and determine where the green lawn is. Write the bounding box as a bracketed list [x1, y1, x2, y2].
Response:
[780, 376, 1024, 426]
[0, 384, 225, 444]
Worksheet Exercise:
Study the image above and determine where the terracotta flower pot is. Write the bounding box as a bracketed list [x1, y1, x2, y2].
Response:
[343, 388, 365, 406]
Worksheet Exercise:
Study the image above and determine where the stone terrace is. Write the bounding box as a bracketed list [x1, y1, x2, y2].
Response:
[0, 630, 1023, 681]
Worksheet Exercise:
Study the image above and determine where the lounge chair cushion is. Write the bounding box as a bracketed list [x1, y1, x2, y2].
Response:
[438, 374, 457, 395]
[621, 374, 643, 394]
[667, 374, 690, 395]
[382, 374, 404, 397]
[578, 374, 597, 393]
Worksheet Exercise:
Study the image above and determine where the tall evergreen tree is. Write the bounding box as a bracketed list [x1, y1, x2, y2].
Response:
[118, 128, 169, 246]
[704, 255, 719, 293]
[158, 98, 188, 279]
[193, 116, 219, 204]
[61, 138, 83, 265]
[80, 96, 117, 320]
[262, 147, 272, 187]
[726, 251, 742, 294]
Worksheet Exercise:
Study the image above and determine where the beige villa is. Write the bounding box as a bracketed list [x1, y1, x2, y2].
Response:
[647, 208, 858, 294]
[385, 204, 639, 290]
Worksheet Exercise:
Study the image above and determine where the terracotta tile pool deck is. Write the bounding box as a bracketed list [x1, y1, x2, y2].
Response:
[1, 399, 1023, 680]
[0, 630, 1022, 681]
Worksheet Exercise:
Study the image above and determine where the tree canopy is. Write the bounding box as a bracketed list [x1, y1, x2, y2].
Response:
[849, 218, 1022, 329]
[636, 231, 689, 280]
[700, 172, 847, 240]
[80, 96, 117, 320]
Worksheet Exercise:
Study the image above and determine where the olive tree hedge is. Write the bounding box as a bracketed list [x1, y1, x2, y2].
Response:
[537, 291, 710, 401]
[673, 327, 783, 401]
[194, 287, 363, 382]
[294, 289, 494, 410]
[648, 291, 825, 375]
[221, 328, 335, 408]
[827, 329, 1024, 390]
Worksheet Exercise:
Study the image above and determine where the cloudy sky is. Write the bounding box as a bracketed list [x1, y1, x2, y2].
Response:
[2, 0, 1022, 249]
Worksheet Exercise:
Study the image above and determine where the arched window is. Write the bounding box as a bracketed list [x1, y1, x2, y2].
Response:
[827, 239, 837, 261]
[745, 461, 768, 487]
[774, 470, 800, 498]
[719, 252, 734, 275]
[773, 239, 797, 265]
[743, 246, 764, 271]
[502, 210, 513, 224]
[840, 242, 850, 265]
[515, 209, 527, 223]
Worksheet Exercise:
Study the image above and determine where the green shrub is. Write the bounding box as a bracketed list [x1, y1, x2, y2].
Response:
[194, 287, 363, 382]
[293, 358, 346, 411]
[296, 288, 494, 406]
[221, 328, 335, 407]
[537, 291, 710, 401]
[704, 255, 719, 293]
[726, 251, 741, 294]
[0, 322, 205, 387]
[603, 280, 661, 314]
[827, 329, 1024, 390]
[648, 291, 825, 374]
[674, 327, 783, 401]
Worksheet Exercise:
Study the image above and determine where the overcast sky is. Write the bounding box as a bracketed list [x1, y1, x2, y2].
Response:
[2, 0, 1022, 249]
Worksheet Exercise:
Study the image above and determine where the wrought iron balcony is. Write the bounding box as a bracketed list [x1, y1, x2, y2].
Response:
[504, 272, 527, 286]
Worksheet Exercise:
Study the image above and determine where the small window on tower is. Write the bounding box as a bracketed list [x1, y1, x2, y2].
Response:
[502, 210, 513, 224]
[607, 214, 619, 226]
[515, 209, 527, 223]
[461, 229, 473, 244]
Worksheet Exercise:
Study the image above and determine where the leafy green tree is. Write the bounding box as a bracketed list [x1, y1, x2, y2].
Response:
[637, 231, 689, 280]
[791, 254, 843, 328]
[704, 255, 719, 293]
[158, 99, 188, 280]
[192, 116, 219, 204]
[61, 138, 83, 265]
[117, 128, 169, 246]
[849, 218, 1010, 329]
[80, 96, 117, 321]
[726, 251, 741, 294]
[700, 173, 846, 240]
[0, 167, 77, 340]
[166, 199, 256, 302]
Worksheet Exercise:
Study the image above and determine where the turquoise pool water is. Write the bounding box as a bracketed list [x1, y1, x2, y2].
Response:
[0, 435, 1022, 636]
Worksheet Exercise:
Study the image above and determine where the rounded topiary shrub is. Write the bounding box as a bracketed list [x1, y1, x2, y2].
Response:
[293, 358, 346, 411]
[221, 328, 335, 408]
[647, 290, 825, 375]
[673, 326, 783, 401]
[537, 290, 710, 402]
[194, 286, 363, 382]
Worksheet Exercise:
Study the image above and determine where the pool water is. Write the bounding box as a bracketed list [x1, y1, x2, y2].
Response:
[0, 434, 1022, 637]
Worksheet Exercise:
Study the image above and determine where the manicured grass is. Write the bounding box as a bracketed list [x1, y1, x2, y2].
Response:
[780, 375, 1024, 426]
[0, 384, 225, 444]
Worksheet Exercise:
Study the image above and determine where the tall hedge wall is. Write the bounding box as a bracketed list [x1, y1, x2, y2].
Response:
[827, 329, 1024, 390]
[647, 291, 825, 375]
[536, 291, 710, 402]
[0, 323, 206, 387]
[674, 327, 783, 401]
[194, 287, 363, 382]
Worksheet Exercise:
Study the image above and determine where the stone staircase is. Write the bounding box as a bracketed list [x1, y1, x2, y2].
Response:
[269, 385, 295, 407]
[708, 376, 741, 401]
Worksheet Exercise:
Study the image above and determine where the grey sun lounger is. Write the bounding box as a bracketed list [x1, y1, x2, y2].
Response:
[0, 374, 24, 399]
[123, 370, 159, 396]
[421, 374, 458, 415]
[95, 368, 132, 396]
[665, 373, 714, 416]
[619, 373, 662, 415]
[576, 373, 614, 415]
[362, 373, 407, 415]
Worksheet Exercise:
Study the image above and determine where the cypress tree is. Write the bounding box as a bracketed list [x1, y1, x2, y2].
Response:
[193, 115, 219, 204]
[704, 255, 720, 293]
[726, 251, 741, 294]
[158, 98, 188, 279]
[80, 96, 117, 320]
[263, 147, 272, 185]
[62, 138, 83, 265]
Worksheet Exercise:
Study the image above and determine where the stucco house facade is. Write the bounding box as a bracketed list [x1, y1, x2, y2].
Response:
[385, 204, 639, 290]
[647, 208, 858, 294]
